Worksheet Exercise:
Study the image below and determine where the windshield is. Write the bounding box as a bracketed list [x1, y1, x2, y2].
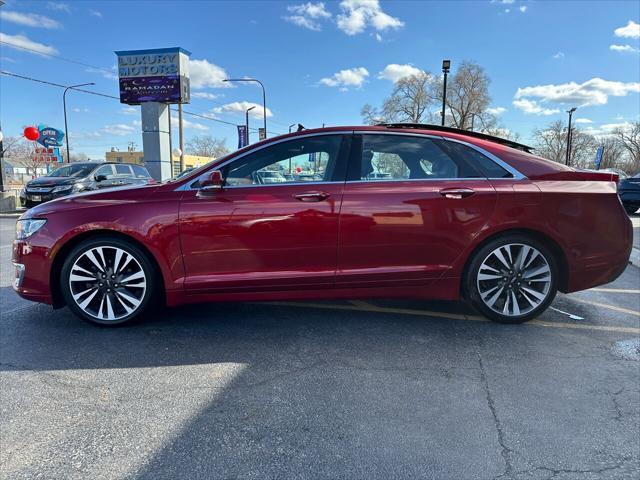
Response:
[47, 164, 95, 178]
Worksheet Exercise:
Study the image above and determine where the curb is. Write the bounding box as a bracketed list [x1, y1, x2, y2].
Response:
[630, 247, 640, 268]
[0, 212, 24, 218]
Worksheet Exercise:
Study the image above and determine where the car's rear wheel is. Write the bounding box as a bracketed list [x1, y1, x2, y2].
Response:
[465, 235, 558, 324]
[61, 236, 157, 326]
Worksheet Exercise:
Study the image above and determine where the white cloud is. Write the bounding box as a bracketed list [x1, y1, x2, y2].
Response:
[102, 124, 136, 136]
[86, 66, 118, 80]
[284, 2, 331, 31]
[575, 118, 593, 124]
[212, 101, 273, 119]
[512, 99, 560, 116]
[491, 0, 515, 3]
[514, 77, 640, 108]
[614, 20, 640, 39]
[171, 116, 209, 131]
[336, 0, 404, 35]
[609, 44, 639, 53]
[0, 32, 58, 56]
[46, 2, 71, 14]
[191, 92, 221, 100]
[72, 107, 89, 113]
[120, 106, 138, 116]
[0, 11, 62, 29]
[189, 59, 231, 89]
[377, 63, 423, 83]
[375, 32, 382, 42]
[582, 121, 634, 137]
[90, 10, 103, 18]
[486, 106, 507, 115]
[519, 5, 527, 13]
[552, 51, 565, 59]
[320, 67, 369, 88]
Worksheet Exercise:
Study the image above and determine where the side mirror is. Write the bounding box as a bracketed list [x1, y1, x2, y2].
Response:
[199, 170, 224, 191]
[95, 174, 107, 182]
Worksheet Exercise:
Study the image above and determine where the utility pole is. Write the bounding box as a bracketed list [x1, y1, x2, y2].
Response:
[441, 60, 451, 126]
[565, 107, 577, 166]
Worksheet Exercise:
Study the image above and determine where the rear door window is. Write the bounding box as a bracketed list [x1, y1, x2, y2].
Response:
[444, 141, 513, 178]
[349, 134, 481, 181]
[114, 164, 133, 177]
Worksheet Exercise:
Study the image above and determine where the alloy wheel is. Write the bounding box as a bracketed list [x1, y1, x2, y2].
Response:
[68, 246, 147, 321]
[476, 243, 552, 317]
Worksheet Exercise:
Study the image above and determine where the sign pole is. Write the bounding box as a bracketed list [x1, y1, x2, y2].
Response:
[178, 102, 185, 172]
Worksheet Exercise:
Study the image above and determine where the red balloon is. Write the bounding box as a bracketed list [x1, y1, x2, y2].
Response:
[24, 126, 39, 141]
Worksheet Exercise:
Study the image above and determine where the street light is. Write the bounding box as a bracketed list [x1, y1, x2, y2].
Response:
[441, 60, 451, 127]
[246, 105, 256, 145]
[565, 107, 577, 166]
[63, 82, 94, 162]
[288, 124, 296, 133]
[223, 78, 267, 138]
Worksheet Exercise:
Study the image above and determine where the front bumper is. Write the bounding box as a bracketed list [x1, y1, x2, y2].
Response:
[23, 189, 74, 207]
[12, 240, 54, 305]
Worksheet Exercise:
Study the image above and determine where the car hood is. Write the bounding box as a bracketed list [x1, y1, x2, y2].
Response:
[26, 176, 80, 187]
[22, 183, 161, 219]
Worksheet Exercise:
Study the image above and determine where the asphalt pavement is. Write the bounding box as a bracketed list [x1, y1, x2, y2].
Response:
[1, 217, 639, 480]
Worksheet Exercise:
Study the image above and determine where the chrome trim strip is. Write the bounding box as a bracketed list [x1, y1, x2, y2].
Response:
[441, 137, 527, 180]
[175, 131, 352, 191]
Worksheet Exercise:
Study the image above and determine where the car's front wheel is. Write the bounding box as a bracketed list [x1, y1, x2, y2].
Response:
[465, 235, 558, 324]
[61, 236, 157, 326]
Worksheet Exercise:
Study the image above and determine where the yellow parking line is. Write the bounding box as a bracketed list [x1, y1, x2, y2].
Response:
[568, 297, 640, 317]
[265, 301, 640, 334]
[589, 288, 640, 294]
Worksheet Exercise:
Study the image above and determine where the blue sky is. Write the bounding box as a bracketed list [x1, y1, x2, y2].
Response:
[1, 0, 639, 159]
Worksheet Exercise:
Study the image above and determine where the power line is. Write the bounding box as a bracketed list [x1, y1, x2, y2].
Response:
[0, 42, 289, 131]
[0, 70, 283, 135]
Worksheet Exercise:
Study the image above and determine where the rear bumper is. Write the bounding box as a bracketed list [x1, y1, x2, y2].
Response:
[565, 213, 633, 293]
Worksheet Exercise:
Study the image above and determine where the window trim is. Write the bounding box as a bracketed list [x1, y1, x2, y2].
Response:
[349, 131, 527, 182]
[177, 131, 352, 191]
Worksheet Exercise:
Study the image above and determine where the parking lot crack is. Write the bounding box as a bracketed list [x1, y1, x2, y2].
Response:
[476, 352, 515, 480]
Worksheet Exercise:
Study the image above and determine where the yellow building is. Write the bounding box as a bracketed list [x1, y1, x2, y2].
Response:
[105, 150, 213, 176]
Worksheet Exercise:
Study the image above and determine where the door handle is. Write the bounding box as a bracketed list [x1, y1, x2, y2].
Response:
[439, 188, 475, 199]
[293, 191, 330, 202]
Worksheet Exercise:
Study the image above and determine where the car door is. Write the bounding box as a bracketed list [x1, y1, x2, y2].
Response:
[336, 132, 498, 287]
[112, 164, 137, 187]
[178, 133, 351, 292]
[92, 164, 116, 189]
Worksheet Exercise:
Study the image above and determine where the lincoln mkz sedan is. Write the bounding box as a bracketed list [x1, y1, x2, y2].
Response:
[12, 124, 633, 326]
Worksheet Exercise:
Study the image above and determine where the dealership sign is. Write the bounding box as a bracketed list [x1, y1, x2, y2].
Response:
[115, 47, 191, 105]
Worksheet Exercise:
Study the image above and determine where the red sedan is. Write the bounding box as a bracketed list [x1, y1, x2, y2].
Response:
[12, 124, 633, 326]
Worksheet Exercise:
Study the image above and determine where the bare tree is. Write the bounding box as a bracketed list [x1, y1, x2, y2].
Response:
[532, 121, 596, 167]
[613, 122, 640, 174]
[594, 136, 626, 171]
[4, 138, 46, 176]
[443, 61, 493, 130]
[184, 135, 229, 158]
[361, 72, 440, 124]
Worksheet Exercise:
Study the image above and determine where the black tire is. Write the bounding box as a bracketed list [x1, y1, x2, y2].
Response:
[60, 236, 158, 326]
[465, 234, 558, 324]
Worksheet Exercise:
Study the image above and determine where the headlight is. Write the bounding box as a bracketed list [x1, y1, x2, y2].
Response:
[52, 185, 74, 193]
[16, 219, 47, 240]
